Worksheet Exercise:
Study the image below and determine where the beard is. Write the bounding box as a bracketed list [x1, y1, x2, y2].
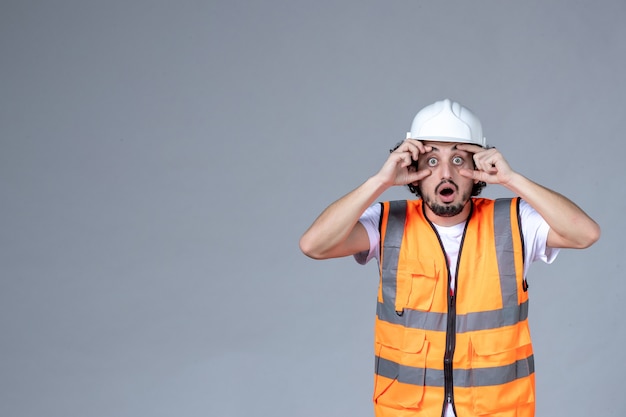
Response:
[420, 181, 471, 217]
[426, 200, 467, 217]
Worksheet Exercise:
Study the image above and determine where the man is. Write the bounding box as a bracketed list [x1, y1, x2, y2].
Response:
[299, 99, 600, 417]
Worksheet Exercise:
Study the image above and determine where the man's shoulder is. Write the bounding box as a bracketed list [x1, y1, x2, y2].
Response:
[472, 197, 518, 209]
[379, 199, 423, 216]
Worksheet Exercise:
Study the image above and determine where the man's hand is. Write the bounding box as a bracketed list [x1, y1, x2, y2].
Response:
[456, 144, 515, 185]
[375, 139, 433, 187]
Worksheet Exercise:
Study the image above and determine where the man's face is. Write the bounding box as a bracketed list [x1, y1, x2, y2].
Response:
[416, 141, 477, 220]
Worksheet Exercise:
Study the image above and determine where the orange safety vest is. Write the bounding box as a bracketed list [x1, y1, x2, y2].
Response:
[374, 198, 534, 417]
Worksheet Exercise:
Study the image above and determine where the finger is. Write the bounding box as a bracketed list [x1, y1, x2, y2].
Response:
[455, 143, 485, 154]
[473, 153, 499, 172]
[472, 162, 498, 176]
[408, 168, 431, 183]
[461, 167, 499, 184]
[459, 168, 480, 180]
[403, 138, 432, 157]
[393, 141, 418, 161]
[391, 144, 413, 164]
[405, 141, 421, 161]
[399, 153, 414, 168]
[412, 140, 433, 154]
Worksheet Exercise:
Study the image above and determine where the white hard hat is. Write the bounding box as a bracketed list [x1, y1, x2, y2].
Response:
[408, 99, 486, 147]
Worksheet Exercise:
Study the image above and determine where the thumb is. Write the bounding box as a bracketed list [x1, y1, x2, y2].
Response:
[460, 168, 483, 180]
[407, 169, 431, 184]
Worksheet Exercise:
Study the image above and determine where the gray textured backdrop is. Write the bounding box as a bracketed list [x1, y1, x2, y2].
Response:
[1, 1, 624, 416]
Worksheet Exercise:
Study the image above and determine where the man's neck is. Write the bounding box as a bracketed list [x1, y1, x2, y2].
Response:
[423, 201, 472, 227]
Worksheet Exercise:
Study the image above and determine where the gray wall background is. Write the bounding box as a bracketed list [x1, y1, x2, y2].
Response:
[1, 1, 624, 416]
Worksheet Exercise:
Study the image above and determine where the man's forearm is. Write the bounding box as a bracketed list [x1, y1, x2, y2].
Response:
[505, 173, 600, 248]
[299, 176, 389, 259]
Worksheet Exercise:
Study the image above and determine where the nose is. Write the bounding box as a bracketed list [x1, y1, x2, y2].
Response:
[439, 160, 453, 179]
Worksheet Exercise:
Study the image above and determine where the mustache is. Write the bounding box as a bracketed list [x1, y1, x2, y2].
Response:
[435, 180, 458, 193]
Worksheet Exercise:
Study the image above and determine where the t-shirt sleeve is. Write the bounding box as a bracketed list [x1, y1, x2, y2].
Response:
[519, 199, 559, 272]
[353, 203, 381, 265]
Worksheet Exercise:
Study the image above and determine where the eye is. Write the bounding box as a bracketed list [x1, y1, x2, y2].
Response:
[452, 156, 464, 166]
[427, 157, 438, 167]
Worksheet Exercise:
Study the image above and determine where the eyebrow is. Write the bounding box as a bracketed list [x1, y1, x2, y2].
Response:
[424, 144, 462, 153]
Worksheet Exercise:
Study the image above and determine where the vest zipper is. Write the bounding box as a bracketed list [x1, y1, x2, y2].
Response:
[424, 203, 472, 417]
[443, 287, 456, 416]
[430, 233, 459, 417]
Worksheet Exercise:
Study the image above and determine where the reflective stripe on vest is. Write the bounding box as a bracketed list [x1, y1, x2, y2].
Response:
[376, 354, 535, 387]
[376, 298, 528, 332]
[379, 200, 407, 314]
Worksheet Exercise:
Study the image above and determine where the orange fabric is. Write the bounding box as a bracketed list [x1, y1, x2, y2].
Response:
[373, 198, 535, 417]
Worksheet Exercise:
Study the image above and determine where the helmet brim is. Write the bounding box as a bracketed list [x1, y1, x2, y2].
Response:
[411, 135, 486, 148]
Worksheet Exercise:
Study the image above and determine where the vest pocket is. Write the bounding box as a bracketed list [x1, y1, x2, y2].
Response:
[469, 326, 535, 414]
[374, 332, 429, 409]
[397, 259, 439, 312]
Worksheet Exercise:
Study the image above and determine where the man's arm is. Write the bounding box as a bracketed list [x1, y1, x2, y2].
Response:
[299, 177, 386, 259]
[300, 139, 433, 259]
[457, 144, 601, 249]
[503, 175, 600, 249]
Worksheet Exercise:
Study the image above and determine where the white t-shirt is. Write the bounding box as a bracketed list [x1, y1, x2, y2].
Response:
[354, 199, 558, 417]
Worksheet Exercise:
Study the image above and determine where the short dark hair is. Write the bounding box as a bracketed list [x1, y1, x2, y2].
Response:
[389, 141, 486, 198]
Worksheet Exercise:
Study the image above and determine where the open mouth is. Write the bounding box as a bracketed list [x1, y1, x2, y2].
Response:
[437, 183, 457, 203]
[440, 187, 454, 197]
